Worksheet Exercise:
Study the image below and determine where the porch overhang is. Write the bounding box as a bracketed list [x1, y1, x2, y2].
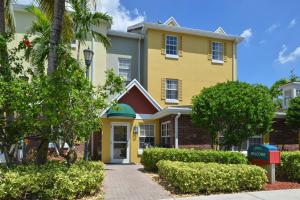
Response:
[107, 103, 136, 119]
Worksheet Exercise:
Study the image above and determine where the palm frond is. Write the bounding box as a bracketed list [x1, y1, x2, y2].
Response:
[91, 31, 110, 49]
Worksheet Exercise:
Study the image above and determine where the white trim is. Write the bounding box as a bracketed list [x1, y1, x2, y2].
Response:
[212, 59, 224, 64]
[165, 99, 179, 104]
[214, 27, 227, 35]
[128, 22, 244, 43]
[161, 121, 171, 137]
[153, 107, 192, 119]
[165, 35, 178, 56]
[164, 16, 181, 27]
[175, 113, 181, 148]
[135, 114, 154, 119]
[110, 122, 130, 163]
[107, 30, 144, 39]
[100, 79, 162, 117]
[138, 123, 156, 153]
[165, 54, 179, 59]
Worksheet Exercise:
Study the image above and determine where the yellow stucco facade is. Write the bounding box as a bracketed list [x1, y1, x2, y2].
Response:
[146, 29, 236, 107]
[101, 118, 160, 164]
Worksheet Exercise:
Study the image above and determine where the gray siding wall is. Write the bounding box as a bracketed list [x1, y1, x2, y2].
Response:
[107, 35, 144, 83]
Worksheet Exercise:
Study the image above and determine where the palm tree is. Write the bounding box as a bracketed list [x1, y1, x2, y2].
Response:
[69, 0, 112, 61]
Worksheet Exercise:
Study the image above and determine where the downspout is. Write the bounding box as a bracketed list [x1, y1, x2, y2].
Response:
[233, 41, 237, 81]
[138, 37, 141, 82]
[175, 113, 181, 148]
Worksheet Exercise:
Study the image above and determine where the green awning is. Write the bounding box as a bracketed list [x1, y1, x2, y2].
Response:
[107, 103, 136, 118]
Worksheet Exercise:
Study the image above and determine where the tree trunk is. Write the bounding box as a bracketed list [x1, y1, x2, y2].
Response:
[0, 0, 5, 34]
[36, 138, 49, 165]
[47, 0, 65, 75]
[3, 145, 11, 167]
[298, 129, 300, 151]
[77, 41, 81, 61]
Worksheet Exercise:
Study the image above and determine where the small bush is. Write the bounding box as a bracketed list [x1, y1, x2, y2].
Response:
[0, 161, 104, 200]
[157, 160, 267, 194]
[141, 148, 247, 171]
[277, 151, 300, 182]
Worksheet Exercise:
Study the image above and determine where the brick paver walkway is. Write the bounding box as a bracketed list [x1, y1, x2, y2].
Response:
[103, 164, 171, 200]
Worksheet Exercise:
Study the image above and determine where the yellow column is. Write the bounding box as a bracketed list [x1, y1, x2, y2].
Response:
[263, 133, 270, 144]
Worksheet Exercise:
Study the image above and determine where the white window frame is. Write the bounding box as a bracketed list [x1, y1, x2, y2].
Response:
[211, 41, 224, 64]
[165, 79, 179, 103]
[138, 124, 155, 154]
[118, 57, 131, 82]
[283, 89, 293, 108]
[161, 121, 171, 147]
[296, 89, 300, 97]
[165, 35, 179, 58]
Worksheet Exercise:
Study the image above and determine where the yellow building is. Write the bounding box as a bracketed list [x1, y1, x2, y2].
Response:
[128, 17, 243, 107]
[100, 18, 244, 164]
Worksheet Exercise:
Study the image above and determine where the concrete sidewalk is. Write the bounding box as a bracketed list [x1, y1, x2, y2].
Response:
[163, 189, 300, 200]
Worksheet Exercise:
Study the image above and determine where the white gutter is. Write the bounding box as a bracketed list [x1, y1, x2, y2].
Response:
[175, 113, 181, 148]
[128, 22, 244, 43]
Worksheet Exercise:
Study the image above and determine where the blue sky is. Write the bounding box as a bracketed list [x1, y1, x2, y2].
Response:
[18, 0, 300, 87]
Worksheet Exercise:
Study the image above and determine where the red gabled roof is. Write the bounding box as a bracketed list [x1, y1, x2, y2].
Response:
[119, 85, 158, 114]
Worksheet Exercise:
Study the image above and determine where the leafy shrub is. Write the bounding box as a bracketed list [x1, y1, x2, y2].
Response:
[0, 161, 104, 200]
[277, 151, 300, 182]
[141, 148, 248, 171]
[157, 160, 267, 194]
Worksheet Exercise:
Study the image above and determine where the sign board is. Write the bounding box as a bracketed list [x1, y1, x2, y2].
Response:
[248, 144, 280, 165]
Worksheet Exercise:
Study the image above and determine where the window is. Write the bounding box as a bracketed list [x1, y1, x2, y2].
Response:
[139, 124, 155, 149]
[166, 35, 178, 55]
[283, 89, 293, 107]
[296, 89, 300, 97]
[118, 58, 131, 82]
[166, 79, 178, 101]
[219, 135, 263, 151]
[212, 42, 223, 62]
[161, 122, 171, 147]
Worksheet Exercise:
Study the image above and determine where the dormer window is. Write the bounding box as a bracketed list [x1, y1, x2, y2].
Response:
[166, 35, 178, 57]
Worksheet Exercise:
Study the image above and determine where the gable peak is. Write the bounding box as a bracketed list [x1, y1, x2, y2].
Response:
[164, 17, 180, 27]
[214, 27, 227, 34]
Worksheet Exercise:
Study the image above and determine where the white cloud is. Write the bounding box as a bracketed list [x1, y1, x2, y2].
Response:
[98, 0, 145, 31]
[288, 19, 296, 28]
[240, 28, 252, 42]
[266, 23, 280, 32]
[277, 45, 300, 64]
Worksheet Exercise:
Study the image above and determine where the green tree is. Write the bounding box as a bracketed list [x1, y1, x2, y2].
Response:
[0, 36, 32, 167]
[69, 0, 112, 61]
[192, 81, 275, 150]
[286, 96, 300, 150]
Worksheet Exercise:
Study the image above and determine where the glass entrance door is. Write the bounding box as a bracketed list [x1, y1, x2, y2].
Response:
[111, 124, 129, 163]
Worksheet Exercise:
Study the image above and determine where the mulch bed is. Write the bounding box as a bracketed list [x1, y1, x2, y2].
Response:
[264, 181, 300, 190]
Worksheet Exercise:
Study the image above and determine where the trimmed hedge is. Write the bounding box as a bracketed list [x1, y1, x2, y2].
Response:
[0, 161, 104, 200]
[157, 160, 267, 194]
[277, 151, 300, 182]
[141, 148, 248, 171]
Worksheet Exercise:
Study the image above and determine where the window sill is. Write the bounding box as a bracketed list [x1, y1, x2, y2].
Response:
[212, 59, 224, 64]
[165, 54, 179, 59]
[165, 99, 179, 104]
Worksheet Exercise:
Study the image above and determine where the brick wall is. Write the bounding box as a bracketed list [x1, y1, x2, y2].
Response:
[178, 115, 211, 149]
[159, 114, 211, 149]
